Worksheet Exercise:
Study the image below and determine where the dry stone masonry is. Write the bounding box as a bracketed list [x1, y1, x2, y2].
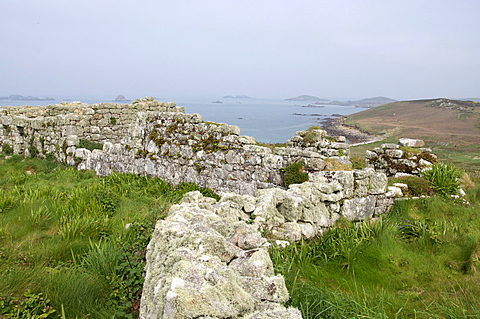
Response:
[1, 97, 399, 319]
[365, 139, 437, 177]
[1, 97, 350, 195]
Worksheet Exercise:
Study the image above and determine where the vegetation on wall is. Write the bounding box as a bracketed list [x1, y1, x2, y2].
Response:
[77, 139, 103, 151]
[282, 160, 309, 187]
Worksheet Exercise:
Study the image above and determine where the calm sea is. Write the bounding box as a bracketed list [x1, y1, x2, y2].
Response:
[0, 98, 362, 143]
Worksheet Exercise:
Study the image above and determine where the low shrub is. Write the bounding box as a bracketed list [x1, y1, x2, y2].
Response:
[350, 155, 365, 170]
[303, 125, 322, 144]
[282, 161, 309, 187]
[0, 290, 57, 318]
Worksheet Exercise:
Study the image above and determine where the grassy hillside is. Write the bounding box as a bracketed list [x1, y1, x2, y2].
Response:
[345, 99, 480, 169]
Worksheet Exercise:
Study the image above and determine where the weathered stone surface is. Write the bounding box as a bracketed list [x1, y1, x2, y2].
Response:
[140, 192, 295, 319]
[368, 171, 388, 195]
[366, 139, 436, 177]
[341, 196, 377, 221]
[385, 149, 403, 159]
[381, 143, 399, 149]
[398, 138, 425, 147]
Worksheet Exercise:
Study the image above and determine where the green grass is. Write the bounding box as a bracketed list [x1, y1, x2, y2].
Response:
[0, 155, 217, 318]
[271, 187, 480, 318]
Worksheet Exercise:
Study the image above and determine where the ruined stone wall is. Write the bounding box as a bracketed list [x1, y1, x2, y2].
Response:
[75, 109, 350, 195]
[1, 97, 350, 195]
[140, 191, 302, 319]
[1, 97, 397, 319]
[140, 167, 395, 318]
[365, 139, 437, 177]
[0, 97, 182, 161]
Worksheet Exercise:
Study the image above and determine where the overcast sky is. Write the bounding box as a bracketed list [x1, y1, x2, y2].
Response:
[1, 0, 479, 100]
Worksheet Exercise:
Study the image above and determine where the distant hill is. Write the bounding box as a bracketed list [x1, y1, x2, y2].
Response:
[328, 96, 396, 108]
[0, 94, 54, 101]
[285, 95, 329, 102]
[353, 96, 396, 104]
[461, 98, 480, 103]
[344, 98, 480, 146]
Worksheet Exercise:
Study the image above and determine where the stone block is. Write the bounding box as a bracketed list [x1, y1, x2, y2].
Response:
[385, 149, 403, 158]
[398, 138, 425, 147]
[368, 171, 387, 194]
[341, 196, 376, 221]
[381, 143, 399, 149]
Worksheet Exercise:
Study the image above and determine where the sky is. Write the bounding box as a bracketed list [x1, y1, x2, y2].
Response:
[1, 0, 479, 101]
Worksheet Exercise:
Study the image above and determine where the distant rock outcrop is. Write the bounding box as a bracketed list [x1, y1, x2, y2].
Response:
[113, 95, 130, 102]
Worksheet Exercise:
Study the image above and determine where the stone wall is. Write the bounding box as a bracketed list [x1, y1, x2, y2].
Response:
[140, 191, 302, 319]
[1, 97, 350, 195]
[1, 97, 397, 319]
[0, 97, 182, 160]
[140, 165, 394, 318]
[365, 139, 437, 177]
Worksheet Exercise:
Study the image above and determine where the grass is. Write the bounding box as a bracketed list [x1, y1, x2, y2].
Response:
[422, 163, 463, 196]
[271, 185, 480, 318]
[2, 138, 479, 317]
[0, 154, 217, 318]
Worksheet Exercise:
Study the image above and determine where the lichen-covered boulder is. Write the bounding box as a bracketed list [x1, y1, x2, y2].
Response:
[140, 191, 299, 319]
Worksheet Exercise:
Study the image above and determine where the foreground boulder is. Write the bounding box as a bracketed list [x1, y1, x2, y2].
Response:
[140, 191, 302, 319]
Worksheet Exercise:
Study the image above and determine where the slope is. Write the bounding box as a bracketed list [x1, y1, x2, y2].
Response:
[345, 98, 480, 146]
[344, 98, 480, 169]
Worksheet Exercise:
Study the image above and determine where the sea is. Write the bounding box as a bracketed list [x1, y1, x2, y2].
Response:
[0, 97, 363, 143]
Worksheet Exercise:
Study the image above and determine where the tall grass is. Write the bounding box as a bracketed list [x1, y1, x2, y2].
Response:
[0, 154, 218, 318]
[421, 163, 463, 196]
[271, 189, 480, 318]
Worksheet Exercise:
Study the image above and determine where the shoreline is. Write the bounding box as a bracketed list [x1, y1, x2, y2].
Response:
[319, 117, 383, 146]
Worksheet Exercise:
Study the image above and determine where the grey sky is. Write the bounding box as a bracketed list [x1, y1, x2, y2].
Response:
[1, 0, 479, 100]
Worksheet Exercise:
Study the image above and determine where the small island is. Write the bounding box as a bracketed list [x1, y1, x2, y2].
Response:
[0, 94, 55, 101]
[285, 95, 329, 102]
[327, 96, 396, 108]
[222, 95, 252, 99]
[113, 95, 131, 102]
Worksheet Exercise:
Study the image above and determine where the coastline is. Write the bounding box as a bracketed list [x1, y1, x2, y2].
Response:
[319, 117, 383, 146]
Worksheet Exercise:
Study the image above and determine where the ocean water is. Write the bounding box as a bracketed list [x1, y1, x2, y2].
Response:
[0, 98, 362, 143]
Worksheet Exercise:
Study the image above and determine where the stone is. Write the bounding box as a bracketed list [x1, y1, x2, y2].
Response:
[385, 149, 403, 159]
[341, 196, 376, 221]
[398, 138, 425, 147]
[368, 171, 387, 195]
[386, 186, 403, 197]
[418, 158, 433, 167]
[140, 191, 295, 319]
[381, 143, 399, 149]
